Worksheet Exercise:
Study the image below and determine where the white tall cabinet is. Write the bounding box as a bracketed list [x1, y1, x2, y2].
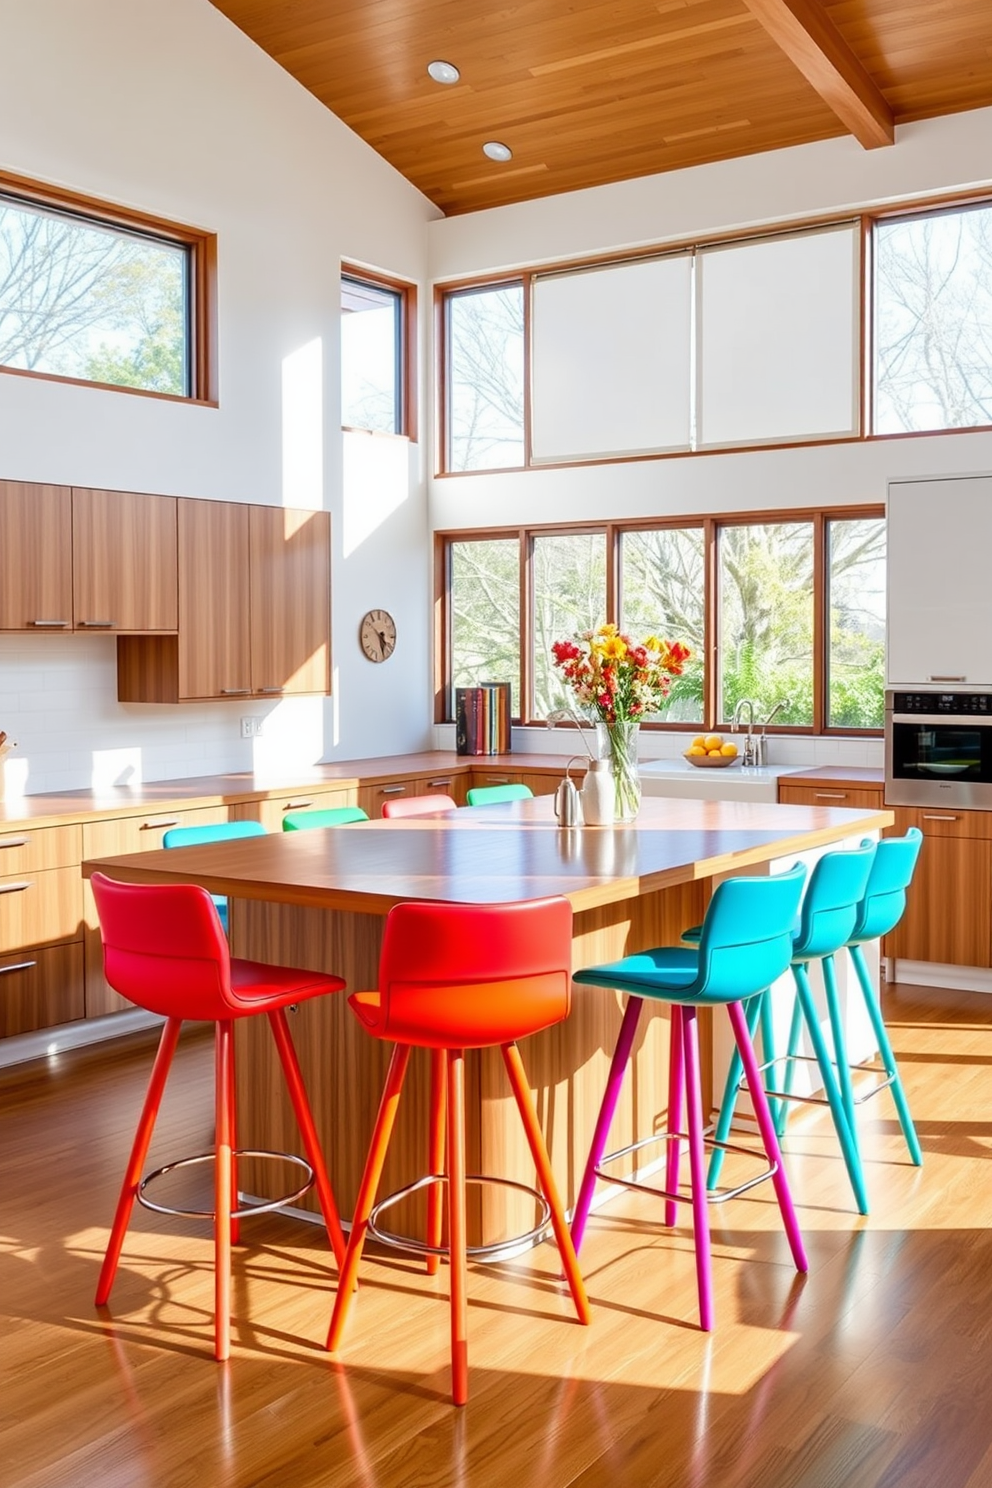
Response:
[887, 475, 992, 687]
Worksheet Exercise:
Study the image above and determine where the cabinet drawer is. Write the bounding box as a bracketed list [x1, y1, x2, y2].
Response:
[359, 779, 419, 817]
[0, 941, 85, 1037]
[82, 805, 232, 859]
[778, 784, 884, 809]
[0, 823, 82, 874]
[889, 805, 992, 841]
[244, 789, 356, 833]
[0, 865, 83, 951]
[416, 773, 468, 806]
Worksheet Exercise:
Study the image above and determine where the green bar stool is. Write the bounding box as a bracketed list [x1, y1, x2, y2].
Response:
[465, 783, 533, 806]
[283, 806, 369, 830]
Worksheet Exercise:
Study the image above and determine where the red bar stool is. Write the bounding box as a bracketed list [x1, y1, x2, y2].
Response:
[381, 793, 457, 818]
[326, 896, 591, 1405]
[90, 871, 348, 1361]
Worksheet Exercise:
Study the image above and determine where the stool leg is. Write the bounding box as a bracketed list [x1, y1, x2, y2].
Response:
[501, 1042, 591, 1326]
[571, 995, 644, 1254]
[665, 1006, 685, 1228]
[228, 1029, 240, 1248]
[95, 1016, 183, 1307]
[727, 1000, 808, 1275]
[215, 1019, 234, 1361]
[848, 944, 922, 1165]
[823, 953, 859, 1135]
[327, 1043, 411, 1351]
[446, 1048, 469, 1406]
[707, 992, 764, 1190]
[777, 988, 807, 1138]
[793, 962, 868, 1214]
[268, 1008, 347, 1268]
[427, 1047, 446, 1277]
[681, 1007, 714, 1331]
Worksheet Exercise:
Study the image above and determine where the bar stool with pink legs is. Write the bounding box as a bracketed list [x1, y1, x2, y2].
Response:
[570, 862, 809, 1332]
[89, 872, 348, 1361]
[326, 895, 591, 1405]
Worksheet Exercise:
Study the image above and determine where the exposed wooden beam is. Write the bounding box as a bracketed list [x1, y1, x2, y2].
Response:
[740, 0, 894, 149]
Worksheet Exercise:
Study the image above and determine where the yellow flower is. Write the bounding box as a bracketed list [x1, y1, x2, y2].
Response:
[599, 634, 628, 660]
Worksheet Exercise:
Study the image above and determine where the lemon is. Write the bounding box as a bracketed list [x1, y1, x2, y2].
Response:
[691, 735, 706, 750]
[703, 734, 723, 751]
[707, 748, 723, 757]
[720, 742, 738, 758]
[687, 745, 706, 756]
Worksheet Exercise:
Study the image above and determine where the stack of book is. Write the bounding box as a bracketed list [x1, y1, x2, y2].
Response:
[455, 683, 512, 756]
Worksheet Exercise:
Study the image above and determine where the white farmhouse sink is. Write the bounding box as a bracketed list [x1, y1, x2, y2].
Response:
[639, 758, 801, 803]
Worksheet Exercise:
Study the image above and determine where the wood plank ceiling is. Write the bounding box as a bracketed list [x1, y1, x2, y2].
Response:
[210, 0, 992, 215]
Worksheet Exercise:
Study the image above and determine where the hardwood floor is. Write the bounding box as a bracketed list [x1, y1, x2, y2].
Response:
[2, 981, 990, 1488]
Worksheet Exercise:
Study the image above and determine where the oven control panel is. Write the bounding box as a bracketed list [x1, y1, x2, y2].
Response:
[891, 692, 992, 714]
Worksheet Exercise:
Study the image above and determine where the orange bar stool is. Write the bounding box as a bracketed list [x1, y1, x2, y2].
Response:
[381, 793, 457, 818]
[90, 872, 348, 1361]
[326, 896, 591, 1405]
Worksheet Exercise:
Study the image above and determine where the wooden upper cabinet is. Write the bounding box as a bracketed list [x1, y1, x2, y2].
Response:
[72, 487, 178, 633]
[177, 497, 252, 699]
[249, 506, 331, 697]
[0, 481, 73, 631]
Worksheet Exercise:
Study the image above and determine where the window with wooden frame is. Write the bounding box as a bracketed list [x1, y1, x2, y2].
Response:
[438, 506, 885, 734]
[341, 265, 416, 438]
[0, 169, 216, 403]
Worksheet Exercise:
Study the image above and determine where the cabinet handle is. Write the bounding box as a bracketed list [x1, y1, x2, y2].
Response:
[427, 779, 452, 788]
[927, 675, 966, 682]
[31, 619, 70, 628]
[922, 813, 959, 821]
[221, 688, 252, 696]
[815, 792, 848, 800]
[0, 837, 29, 850]
[140, 818, 180, 831]
[0, 959, 36, 974]
[258, 687, 283, 694]
[79, 619, 115, 628]
[380, 786, 407, 795]
[0, 880, 32, 895]
[481, 775, 510, 784]
[282, 801, 313, 811]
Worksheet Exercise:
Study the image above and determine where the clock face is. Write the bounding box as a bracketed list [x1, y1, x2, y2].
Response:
[359, 608, 397, 663]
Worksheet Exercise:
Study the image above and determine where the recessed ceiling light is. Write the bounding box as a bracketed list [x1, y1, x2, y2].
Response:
[482, 141, 513, 162]
[427, 60, 460, 84]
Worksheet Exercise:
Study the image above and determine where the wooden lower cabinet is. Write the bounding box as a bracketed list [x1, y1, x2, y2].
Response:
[885, 806, 992, 968]
[417, 771, 468, 806]
[82, 805, 232, 1016]
[358, 776, 420, 817]
[778, 783, 884, 810]
[0, 823, 85, 1039]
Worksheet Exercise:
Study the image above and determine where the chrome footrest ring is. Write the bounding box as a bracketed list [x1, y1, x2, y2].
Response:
[595, 1129, 777, 1206]
[137, 1149, 314, 1220]
[367, 1173, 551, 1262]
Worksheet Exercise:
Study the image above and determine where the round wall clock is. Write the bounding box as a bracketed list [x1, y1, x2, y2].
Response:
[359, 608, 397, 663]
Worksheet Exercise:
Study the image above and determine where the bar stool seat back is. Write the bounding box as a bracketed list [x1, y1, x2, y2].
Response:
[464, 783, 533, 806]
[381, 793, 457, 818]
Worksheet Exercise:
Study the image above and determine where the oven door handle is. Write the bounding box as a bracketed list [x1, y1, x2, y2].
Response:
[889, 713, 992, 727]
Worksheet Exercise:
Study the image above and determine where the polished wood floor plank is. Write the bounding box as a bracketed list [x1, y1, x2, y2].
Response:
[2, 981, 991, 1487]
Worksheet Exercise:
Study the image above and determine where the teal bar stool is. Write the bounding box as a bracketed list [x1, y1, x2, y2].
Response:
[570, 862, 809, 1332]
[283, 806, 369, 831]
[162, 819, 266, 934]
[707, 843, 877, 1213]
[464, 783, 533, 806]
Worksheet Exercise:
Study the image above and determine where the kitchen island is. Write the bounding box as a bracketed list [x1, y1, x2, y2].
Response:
[82, 792, 892, 1241]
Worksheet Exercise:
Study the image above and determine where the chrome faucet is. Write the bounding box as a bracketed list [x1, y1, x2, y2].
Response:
[731, 698, 757, 766]
[754, 699, 790, 766]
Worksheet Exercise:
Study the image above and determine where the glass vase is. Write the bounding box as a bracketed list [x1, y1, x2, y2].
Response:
[596, 720, 641, 822]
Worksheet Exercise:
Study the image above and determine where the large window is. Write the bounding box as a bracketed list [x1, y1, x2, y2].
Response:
[445, 283, 524, 471]
[341, 269, 410, 435]
[874, 200, 992, 434]
[0, 173, 213, 400]
[441, 507, 885, 733]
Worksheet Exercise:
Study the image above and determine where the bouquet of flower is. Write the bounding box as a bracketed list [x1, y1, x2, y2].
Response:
[551, 624, 690, 727]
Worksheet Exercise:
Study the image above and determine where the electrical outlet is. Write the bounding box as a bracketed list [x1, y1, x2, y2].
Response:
[240, 716, 263, 739]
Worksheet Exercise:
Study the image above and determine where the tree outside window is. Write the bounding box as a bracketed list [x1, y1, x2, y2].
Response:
[620, 528, 705, 722]
[450, 538, 521, 716]
[447, 284, 524, 471]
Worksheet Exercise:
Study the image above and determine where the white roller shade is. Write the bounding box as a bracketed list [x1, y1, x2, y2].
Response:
[531, 255, 692, 462]
[696, 224, 860, 448]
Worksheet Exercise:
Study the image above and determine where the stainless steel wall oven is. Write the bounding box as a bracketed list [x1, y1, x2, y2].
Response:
[885, 689, 992, 808]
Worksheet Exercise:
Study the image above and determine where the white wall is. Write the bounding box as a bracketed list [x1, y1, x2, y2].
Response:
[0, 0, 439, 796]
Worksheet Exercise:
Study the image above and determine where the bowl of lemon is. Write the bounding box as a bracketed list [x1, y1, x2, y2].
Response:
[684, 734, 739, 767]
